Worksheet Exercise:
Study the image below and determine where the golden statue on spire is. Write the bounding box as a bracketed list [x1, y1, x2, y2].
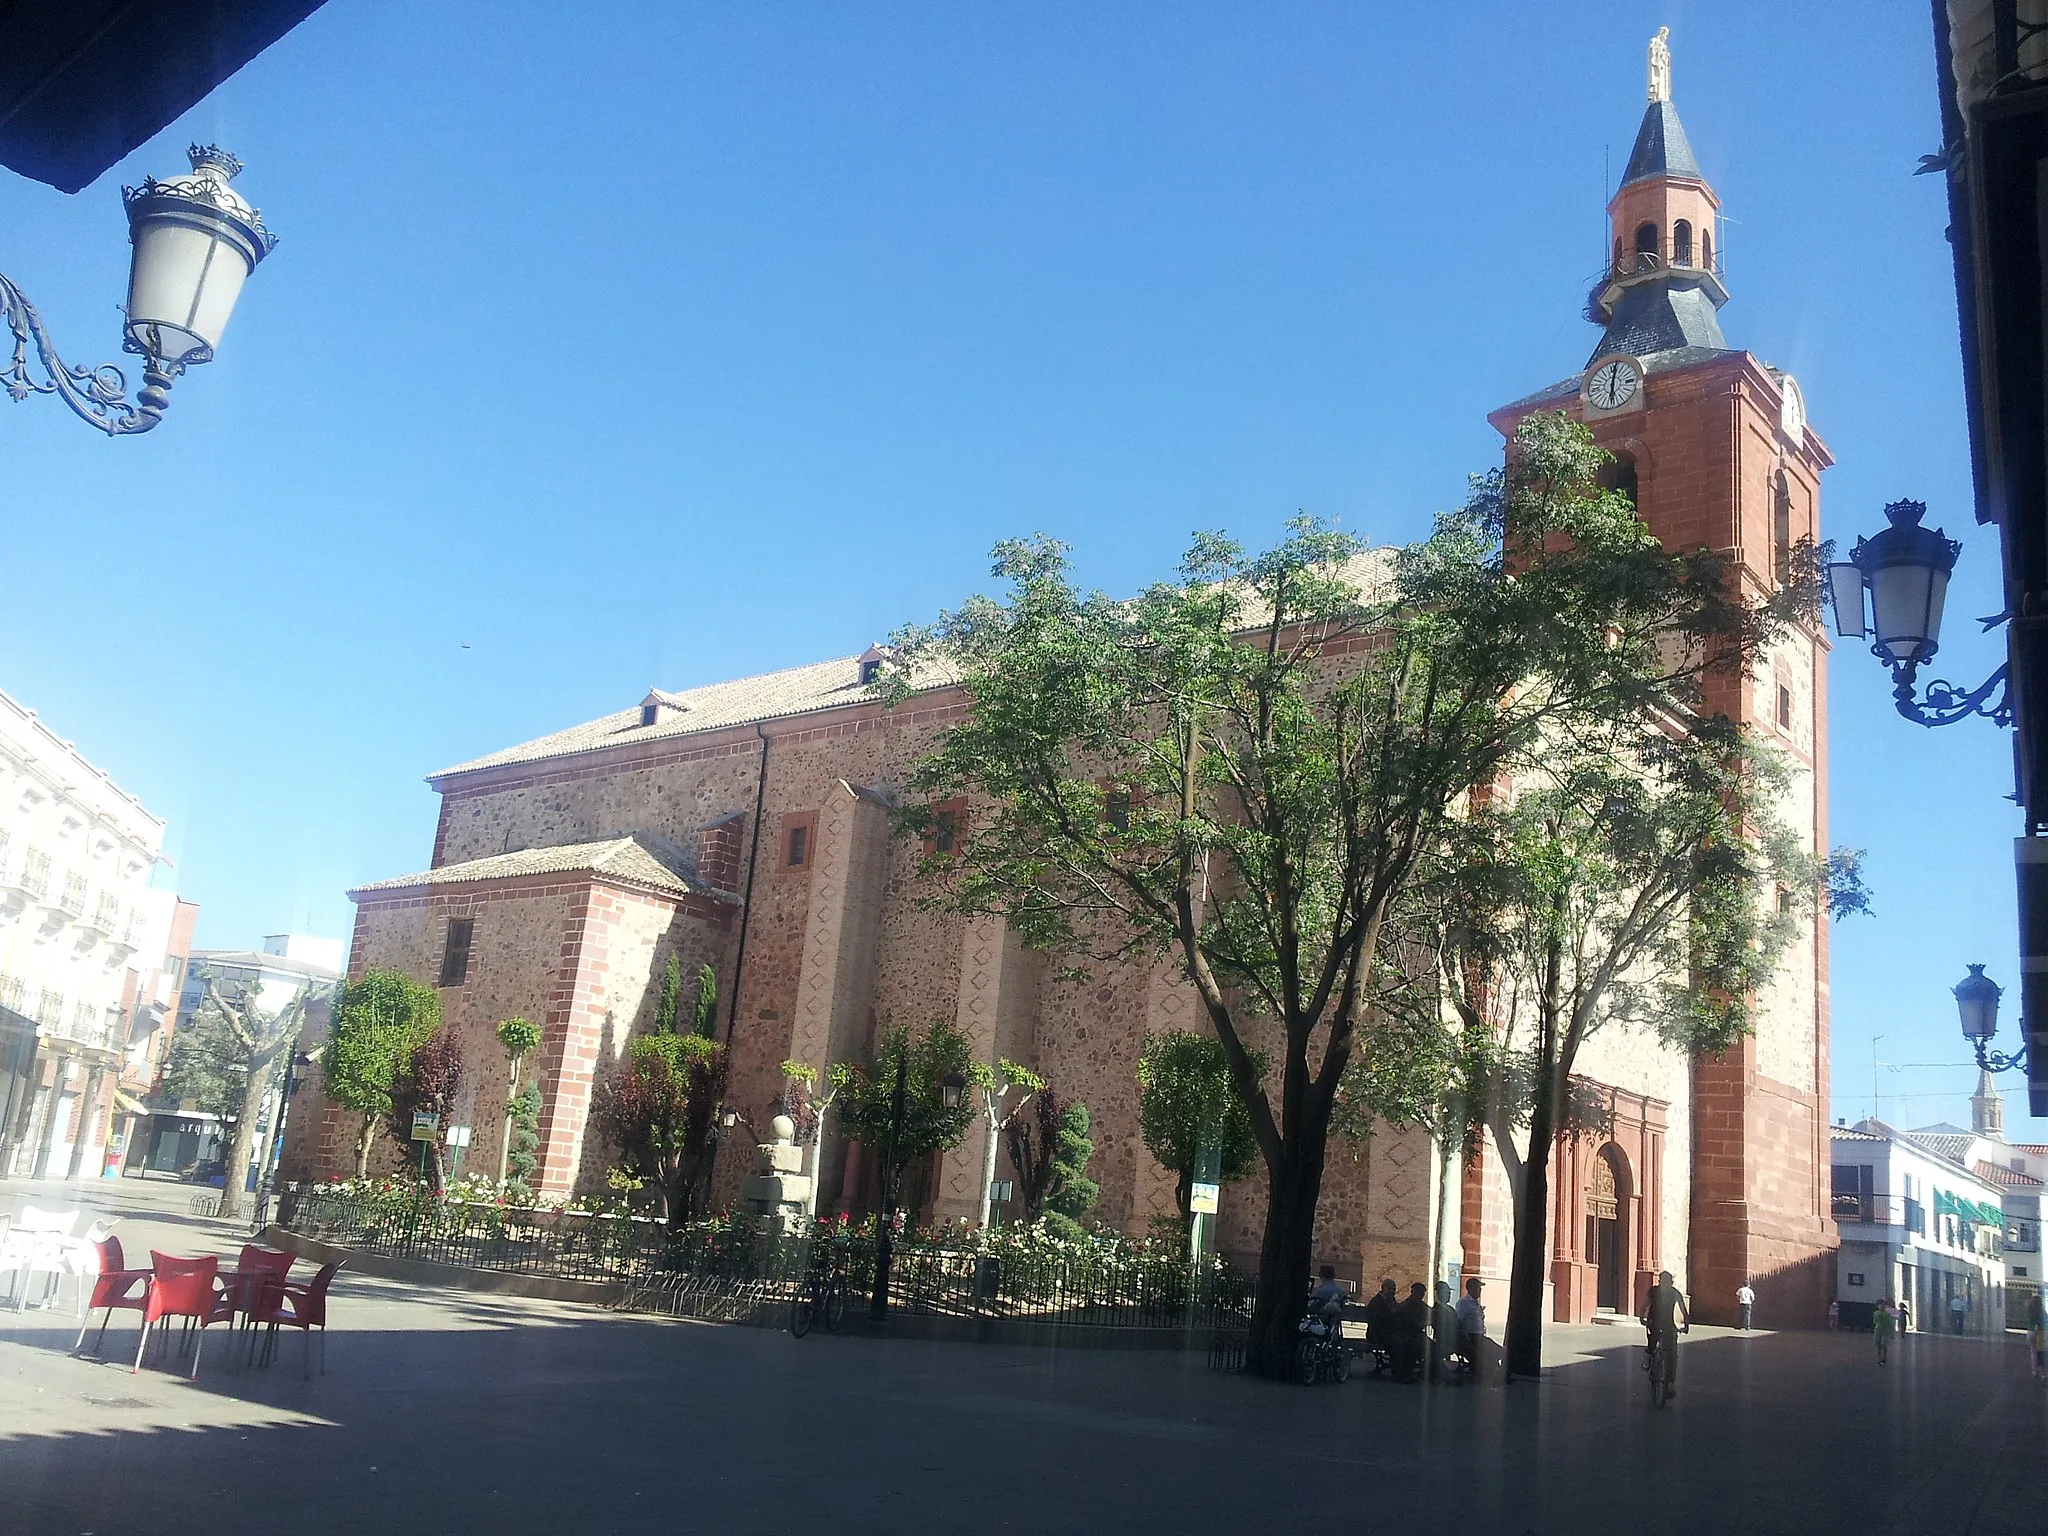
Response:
[1648, 27, 1672, 103]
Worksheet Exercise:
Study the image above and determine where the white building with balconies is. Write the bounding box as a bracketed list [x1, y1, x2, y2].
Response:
[1831, 1119, 2010, 1336]
[0, 687, 173, 1178]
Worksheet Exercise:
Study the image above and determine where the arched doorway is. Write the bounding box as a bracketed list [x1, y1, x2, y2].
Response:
[1586, 1145, 1632, 1312]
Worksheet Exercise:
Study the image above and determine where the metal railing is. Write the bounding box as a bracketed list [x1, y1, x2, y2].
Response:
[278, 1185, 1254, 1338]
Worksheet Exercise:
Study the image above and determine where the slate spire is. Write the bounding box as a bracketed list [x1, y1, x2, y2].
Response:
[1620, 100, 1701, 187]
[1583, 30, 1729, 367]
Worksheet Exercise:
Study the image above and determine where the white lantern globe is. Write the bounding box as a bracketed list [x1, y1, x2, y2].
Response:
[1955, 963, 2002, 1044]
[121, 145, 276, 372]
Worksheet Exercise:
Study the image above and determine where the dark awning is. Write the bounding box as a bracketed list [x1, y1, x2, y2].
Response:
[0, 0, 327, 194]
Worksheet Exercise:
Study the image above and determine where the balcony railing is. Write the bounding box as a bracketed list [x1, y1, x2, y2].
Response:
[1599, 246, 1727, 285]
[1833, 1194, 1906, 1227]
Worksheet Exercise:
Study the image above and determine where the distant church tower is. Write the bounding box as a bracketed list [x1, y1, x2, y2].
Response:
[1973, 1069, 2006, 1139]
[1489, 33, 1837, 1326]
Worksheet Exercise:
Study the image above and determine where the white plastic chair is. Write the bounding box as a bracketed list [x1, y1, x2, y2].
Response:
[0, 1207, 79, 1310]
[55, 1219, 116, 1317]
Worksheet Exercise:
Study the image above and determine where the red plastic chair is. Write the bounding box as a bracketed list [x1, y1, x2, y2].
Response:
[134, 1252, 234, 1378]
[72, 1235, 151, 1357]
[249, 1259, 341, 1377]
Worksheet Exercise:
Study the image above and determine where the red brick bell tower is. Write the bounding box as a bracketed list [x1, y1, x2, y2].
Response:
[1488, 33, 1837, 1327]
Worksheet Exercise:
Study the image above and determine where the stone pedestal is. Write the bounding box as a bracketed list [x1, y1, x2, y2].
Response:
[742, 1115, 813, 1238]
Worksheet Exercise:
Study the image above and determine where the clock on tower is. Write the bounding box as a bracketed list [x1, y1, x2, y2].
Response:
[1481, 32, 1837, 1331]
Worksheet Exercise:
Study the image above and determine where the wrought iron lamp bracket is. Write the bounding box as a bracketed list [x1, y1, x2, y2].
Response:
[1972, 1038, 2029, 1075]
[1886, 655, 2013, 728]
[0, 272, 171, 436]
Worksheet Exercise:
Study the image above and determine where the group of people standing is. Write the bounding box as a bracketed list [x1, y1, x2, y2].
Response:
[1350, 1273, 1494, 1384]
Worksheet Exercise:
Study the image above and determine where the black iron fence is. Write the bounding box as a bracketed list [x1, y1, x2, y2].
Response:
[279, 1183, 677, 1285]
[277, 1184, 1253, 1343]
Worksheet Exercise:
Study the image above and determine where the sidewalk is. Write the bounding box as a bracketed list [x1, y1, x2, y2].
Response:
[3, 1175, 2041, 1535]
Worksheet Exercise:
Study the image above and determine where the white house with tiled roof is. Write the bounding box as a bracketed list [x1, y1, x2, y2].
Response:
[1831, 1118, 2010, 1334]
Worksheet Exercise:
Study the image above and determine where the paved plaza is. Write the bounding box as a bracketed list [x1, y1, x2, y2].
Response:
[0, 1177, 2041, 1535]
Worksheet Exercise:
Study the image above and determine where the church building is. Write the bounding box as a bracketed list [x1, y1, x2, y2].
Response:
[288, 37, 1837, 1326]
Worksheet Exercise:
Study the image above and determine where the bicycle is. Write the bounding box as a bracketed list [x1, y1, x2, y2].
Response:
[1643, 1326, 1682, 1407]
[791, 1243, 850, 1338]
[1295, 1305, 1350, 1385]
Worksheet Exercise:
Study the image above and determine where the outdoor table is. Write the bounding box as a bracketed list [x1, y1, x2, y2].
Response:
[218, 1266, 293, 1366]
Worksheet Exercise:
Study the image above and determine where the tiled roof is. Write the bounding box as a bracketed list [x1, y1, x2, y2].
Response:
[1974, 1161, 2043, 1190]
[190, 949, 343, 982]
[431, 552, 1397, 782]
[349, 834, 731, 902]
[432, 654, 917, 779]
[1830, 1125, 1887, 1143]
[1903, 1131, 1974, 1167]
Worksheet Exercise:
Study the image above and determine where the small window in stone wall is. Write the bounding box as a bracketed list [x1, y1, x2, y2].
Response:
[439, 917, 475, 987]
[1777, 684, 1793, 730]
[924, 799, 966, 858]
[779, 812, 817, 872]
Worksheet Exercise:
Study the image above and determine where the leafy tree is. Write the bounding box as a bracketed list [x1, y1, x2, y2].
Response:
[387, 1030, 465, 1192]
[885, 413, 1803, 1374]
[1404, 723, 1868, 1376]
[971, 1058, 1044, 1229]
[652, 957, 720, 1041]
[504, 1079, 543, 1202]
[1042, 1102, 1100, 1238]
[691, 962, 718, 1040]
[324, 970, 441, 1178]
[590, 1024, 726, 1227]
[774, 1060, 843, 1221]
[495, 1016, 542, 1187]
[161, 1005, 244, 1126]
[1005, 1088, 1068, 1222]
[652, 955, 684, 1035]
[169, 967, 331, 1220]
[1136, 1031, 1259, 1231]
[830, 1021, 976, 1213]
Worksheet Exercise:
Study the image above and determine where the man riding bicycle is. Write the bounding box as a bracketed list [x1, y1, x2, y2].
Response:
[1641, 1269, 1689, 1398]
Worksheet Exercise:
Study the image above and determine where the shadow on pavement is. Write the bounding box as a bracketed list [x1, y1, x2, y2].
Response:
[1, 1282, 2042, 1536]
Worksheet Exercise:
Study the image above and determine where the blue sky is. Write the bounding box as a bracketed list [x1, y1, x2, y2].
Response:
[0, 3, 2015, 1125]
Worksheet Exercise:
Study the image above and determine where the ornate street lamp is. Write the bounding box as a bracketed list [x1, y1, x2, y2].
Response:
[2, 144, 276, 436]
[1826, 500, 2010, 726]
[1954, 963, 2026, 1073]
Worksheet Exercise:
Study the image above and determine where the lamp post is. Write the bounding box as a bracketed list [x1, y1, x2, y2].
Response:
[867, 1053, 966, 1323]
[1826, 500, 2011, 727]
[250, 1047, 313, 1233]
[1955, 963, 2026, 1074]
[3, 144, 276, 436]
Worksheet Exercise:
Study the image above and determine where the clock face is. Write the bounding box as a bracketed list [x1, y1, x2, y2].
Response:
[1586, 359, 1640, 411]
[1779, 375, 1806, 441]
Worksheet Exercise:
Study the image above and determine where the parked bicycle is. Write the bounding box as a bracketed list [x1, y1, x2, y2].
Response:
[790, 1240, 850, 1338]
[1296, 1306, 1350, 1385]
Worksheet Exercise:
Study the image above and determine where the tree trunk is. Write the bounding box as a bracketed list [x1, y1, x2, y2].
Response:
[1245, 1121, 1331, 1377]
[353, 1114, 377, 1180]
[1503, 1088, 1558, 1379]
[1175, 1168, 1194, 1235]
[498, 1058, 520, 1186]
[217, 1053, 281, 1221]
